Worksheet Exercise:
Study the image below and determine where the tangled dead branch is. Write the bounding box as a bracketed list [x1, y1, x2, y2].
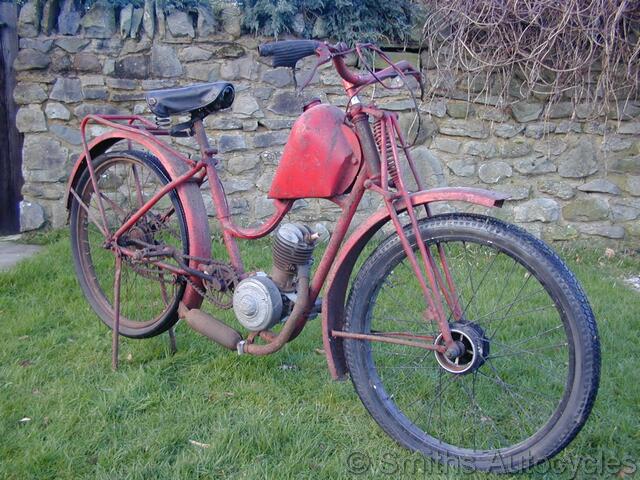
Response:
[420, 0, 640, 119]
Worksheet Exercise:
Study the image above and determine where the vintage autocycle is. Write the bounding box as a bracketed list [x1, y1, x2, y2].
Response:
[66, 40, 600, 473]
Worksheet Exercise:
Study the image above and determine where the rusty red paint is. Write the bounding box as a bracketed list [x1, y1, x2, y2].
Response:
[111, 253, 122, 370]
[321, 186, 508, 380]
[330, 330, 446, 352]
[66, 47, 508, 381]
[389, 113, 463, 320]
[268, 103, 362, 200]
[328, 46, 420, 94]
[113, 163, 205, 242]
[67, 116, 211, 311]
[385, 115, 455, 348]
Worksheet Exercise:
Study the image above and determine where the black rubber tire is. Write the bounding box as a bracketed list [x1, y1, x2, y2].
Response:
[70, 150, 188, 339]
[343, 213, 600, 473]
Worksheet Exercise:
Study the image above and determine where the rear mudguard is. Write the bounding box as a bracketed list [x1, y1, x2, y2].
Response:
[65, 132, 211, 310]
[322, 187, 509, 380]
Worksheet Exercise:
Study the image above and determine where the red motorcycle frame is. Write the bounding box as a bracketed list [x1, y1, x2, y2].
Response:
[65, 42, 508, 376]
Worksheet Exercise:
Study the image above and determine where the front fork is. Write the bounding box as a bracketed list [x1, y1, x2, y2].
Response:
[353, 107, 464, 357]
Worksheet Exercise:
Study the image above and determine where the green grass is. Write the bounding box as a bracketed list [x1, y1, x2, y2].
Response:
[0, 232, 638, 479]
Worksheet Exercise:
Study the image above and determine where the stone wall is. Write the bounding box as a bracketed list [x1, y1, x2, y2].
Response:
[12, 1, 640, 243]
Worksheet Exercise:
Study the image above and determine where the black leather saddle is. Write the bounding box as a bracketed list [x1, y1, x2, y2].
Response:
[145, 82, 235, 118]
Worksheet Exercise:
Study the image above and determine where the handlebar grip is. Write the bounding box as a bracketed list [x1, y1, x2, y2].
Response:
[258, 40, 321, 68]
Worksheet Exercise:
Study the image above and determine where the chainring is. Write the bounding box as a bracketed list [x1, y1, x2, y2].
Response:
[199, 260, 238, 309]
[117, 211, 239, 310]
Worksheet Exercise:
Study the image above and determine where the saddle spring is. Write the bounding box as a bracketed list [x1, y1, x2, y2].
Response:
[155, 115, 171, 129]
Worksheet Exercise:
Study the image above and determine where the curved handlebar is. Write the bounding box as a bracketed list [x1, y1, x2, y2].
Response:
[333, 57, 420, 89]
[258, 40, 421, 90]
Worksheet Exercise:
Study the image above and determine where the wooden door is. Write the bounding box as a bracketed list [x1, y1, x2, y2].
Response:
[0, 3, 23, 234]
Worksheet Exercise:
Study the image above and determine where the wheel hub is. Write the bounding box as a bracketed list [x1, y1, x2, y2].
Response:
[126, 225, 152, 244]
[434, 321, 489, 374]
[117, 213, 158, 248]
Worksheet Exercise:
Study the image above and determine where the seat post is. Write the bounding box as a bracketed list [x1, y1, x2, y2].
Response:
[192, 118, 216, 161]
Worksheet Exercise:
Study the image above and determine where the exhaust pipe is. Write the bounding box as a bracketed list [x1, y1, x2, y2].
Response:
[241, 265, 310, 356]
[178, 303, 242, 350]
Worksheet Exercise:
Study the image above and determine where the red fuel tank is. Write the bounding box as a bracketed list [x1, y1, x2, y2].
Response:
[268, 103, 362, 200]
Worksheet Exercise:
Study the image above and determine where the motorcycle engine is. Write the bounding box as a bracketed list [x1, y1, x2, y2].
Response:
[232, 274, 282, 331]
[232, 223, 318, 332]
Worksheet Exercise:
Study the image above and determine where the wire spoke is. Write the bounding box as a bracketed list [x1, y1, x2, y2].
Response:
[456, 246, 500, 323]
[480, 359, 537, 428]
[131, 163, 145, 208]
[493, 324, 565, 349]
[484, 304, 557, 329]
[488, 342, 568, 359]
[487, 274, 534, 340]
[367, 233, 570, 452]
[477, 369, 559, 403]
[79, 157, 185, 326]
[458, 374, 510, 449]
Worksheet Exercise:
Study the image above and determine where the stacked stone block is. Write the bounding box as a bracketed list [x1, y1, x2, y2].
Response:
[12, 1, 640, 244]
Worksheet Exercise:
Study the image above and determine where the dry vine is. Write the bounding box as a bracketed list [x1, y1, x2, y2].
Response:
[419, 0, 640, 120]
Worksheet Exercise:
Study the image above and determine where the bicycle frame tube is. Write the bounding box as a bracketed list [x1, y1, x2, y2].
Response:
[112, 163, 204, 242]
[93, 118, 294, 278]
[199, 127, 366, 293]
[231, 43, 492, 359]
[310, 167, 368, 302]
[70, 98, 484, 362]
[200, 104, 463, 352]
[192, 120, 294, 275]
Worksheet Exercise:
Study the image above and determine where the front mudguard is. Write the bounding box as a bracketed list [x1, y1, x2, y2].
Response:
[65, 132, 211, 310]
[321, 187, 509, 380]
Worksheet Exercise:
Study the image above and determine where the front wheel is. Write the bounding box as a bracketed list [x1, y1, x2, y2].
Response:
[343, 213, 600, 473]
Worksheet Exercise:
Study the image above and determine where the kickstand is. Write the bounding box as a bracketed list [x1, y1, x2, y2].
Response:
[168, 326, 177, 355]
[112, 253, 123, 371]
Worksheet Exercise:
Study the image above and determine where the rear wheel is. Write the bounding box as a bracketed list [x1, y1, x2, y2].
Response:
[70, 150, 189, 338]
[343, 213, 600, 472]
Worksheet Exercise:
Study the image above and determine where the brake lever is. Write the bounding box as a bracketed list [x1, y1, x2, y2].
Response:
[296, 44, 333, 92]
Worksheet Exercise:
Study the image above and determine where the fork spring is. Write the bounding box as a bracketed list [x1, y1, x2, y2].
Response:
[373, 118, 400, 187]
